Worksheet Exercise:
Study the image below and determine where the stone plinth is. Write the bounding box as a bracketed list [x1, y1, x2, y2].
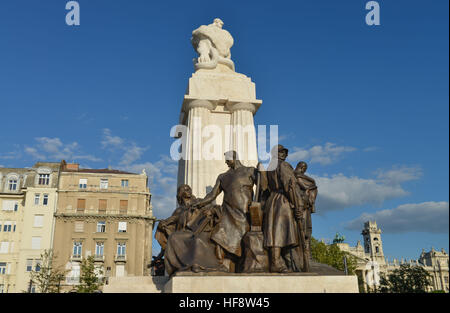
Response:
[165, 273, 359, 293]
[103, 276, 169, 293]
[103, 273, 359, 293]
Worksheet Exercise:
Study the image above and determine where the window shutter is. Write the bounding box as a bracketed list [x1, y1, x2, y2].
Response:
[2, 200, 17, 211]
[119, 200, 128, 214]
[118, 222, 127, 232]
[31, 237, 41, 250]
[34, 215, 44, 227]
[0, 242, 9, 253]
[98, 199, 107, 214]
[77, 199, 86, 212]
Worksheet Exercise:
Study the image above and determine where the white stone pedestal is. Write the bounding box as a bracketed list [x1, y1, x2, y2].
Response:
[165, 273, 359, 293]
[176, 66, 262, 201]
[103, 274, 359, 293]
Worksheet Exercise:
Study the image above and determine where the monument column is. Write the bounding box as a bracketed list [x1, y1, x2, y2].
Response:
[228, 102, 258, 168]
[182, 100, 214, 198]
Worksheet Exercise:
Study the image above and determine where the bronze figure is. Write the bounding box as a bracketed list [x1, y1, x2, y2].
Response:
[262, 145, 307, 273]
[295, 161, 318, 264]
[163, 184, 227, 275]
[194, 150, 257, 272]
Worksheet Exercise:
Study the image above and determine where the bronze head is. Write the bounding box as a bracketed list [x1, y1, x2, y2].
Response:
[224, 150, 241, 169]
[176, 184, 193, 205]
[295, 161, 308, 174]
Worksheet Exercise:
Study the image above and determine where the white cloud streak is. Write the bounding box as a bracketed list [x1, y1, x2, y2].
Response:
[345, 201, 449, 234]
[288, 142, 357, 165]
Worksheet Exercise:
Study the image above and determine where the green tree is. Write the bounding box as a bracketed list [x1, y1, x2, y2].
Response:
[377, 264, 432, 293]
[76, 256, 104, 293]
[310, 237, 357, 275]
[28, 249, 67, 293]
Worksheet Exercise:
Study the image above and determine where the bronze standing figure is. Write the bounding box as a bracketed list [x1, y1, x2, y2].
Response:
[262, 145, 307, 272]
[295, 161, 318, 264]
[194, 150, 258, 272]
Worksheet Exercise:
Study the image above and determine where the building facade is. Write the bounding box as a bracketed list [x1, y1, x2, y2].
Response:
[52, 161, 154, 291]
[337, 221, 449, 292]
[0, 162, 61, 293]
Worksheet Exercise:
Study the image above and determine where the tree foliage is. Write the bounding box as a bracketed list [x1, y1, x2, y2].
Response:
[377, 264, 432, 293]
[28, 249, 67, 293]
[310, 237, 357, 275]
[76, 256, 104, 293]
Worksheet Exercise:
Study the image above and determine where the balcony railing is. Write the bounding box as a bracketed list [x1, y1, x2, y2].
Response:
[93, 254, 105, 262]
[66, 276, 80, 284]
[71, 254, 82, 261]
[115, 254, 126, 262]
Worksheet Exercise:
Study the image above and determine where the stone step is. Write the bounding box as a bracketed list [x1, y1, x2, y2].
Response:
[103, 276, 169, 293]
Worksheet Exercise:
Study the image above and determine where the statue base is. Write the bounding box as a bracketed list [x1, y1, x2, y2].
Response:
[103, 272, 359, 293]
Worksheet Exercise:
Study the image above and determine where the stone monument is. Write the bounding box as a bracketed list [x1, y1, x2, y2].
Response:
[103, 19, 359, 293]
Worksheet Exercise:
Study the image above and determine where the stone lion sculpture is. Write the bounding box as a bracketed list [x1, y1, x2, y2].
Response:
[191, 18, 235, 71]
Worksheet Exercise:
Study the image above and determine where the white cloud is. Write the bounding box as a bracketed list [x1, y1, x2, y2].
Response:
[375, 166, 422, 186]
[121, 155, 178, 219]
[314, 166, 421, 213]
[101, 129, 148, 166]
[101, 128, 124, 148]
[288, 142, 356, 165]
[25, 137, 101, 162]
[345, 201, 449, 234]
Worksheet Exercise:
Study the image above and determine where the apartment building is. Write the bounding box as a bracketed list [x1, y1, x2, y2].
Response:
[52, 161, 154, 291]
[0, 162, 60, 293]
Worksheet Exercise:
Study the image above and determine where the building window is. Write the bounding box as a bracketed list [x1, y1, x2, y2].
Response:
[74, 221, 84, 233]
[0, 284, 4, 293]
[42, 194, 49, 206]
[97, 221, 106, 233]
[3, 222, 12, 232]
[8, 179, 17, 191]
[98, 199, 107, 214]
[34, 194, 40, 205]
[117, 243, 126, 256]
[38, 174, 50, 185]
[76, 199, 86, 213]
[95, 242, 104, 257]
[35, 259, 41, 272]
[34, 215, 44, 228]
[0, 263, 6, 274]
[100, 179, 108, 189]
[0, 242, 9, 254]
[73, 242, 82, 257]
[26, 259, 33, 272]
[79, 178, 87, 189]
[118, 222, 127, 233]
[2, 200, 18, 211]
[119, 200, 128, 214]
[121, 180, 129, 188]
[31, 237, 41, 250]
[375, 246, 380, 253]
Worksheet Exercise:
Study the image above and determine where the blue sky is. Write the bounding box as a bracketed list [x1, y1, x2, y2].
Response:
[0, 0, 448, 261]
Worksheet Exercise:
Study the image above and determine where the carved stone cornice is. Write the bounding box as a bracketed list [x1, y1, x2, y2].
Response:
[54, 213, 156, 223]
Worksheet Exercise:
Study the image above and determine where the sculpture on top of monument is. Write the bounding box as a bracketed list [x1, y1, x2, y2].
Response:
[191, 18, 235, 71]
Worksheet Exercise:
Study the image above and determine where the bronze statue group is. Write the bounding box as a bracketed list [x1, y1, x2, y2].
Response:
[153, 145, 318, 276]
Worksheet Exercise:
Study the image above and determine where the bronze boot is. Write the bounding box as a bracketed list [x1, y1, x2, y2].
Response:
[270, 247, 288, 273]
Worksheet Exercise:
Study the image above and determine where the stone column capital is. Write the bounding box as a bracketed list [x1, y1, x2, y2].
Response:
[226, 102, 258, 114]
[183, 99, 215, 112]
